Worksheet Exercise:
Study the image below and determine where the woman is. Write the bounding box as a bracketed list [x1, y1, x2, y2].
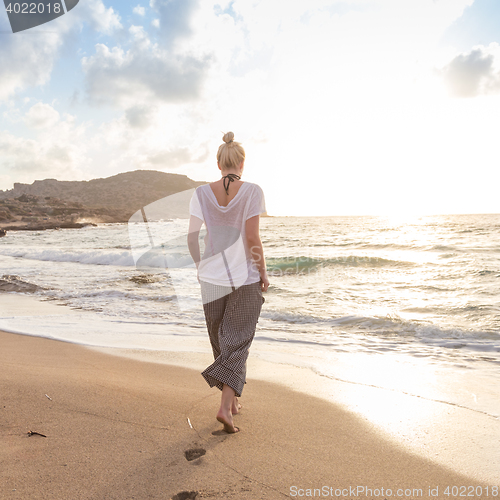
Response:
[188, 132, 269, 433]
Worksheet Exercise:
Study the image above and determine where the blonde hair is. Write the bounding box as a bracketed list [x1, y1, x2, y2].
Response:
[216, 132, 245, 171]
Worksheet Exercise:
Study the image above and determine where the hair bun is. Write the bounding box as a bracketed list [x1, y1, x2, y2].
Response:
[217, 131, 245, 169]
[223, 131, 234, 144]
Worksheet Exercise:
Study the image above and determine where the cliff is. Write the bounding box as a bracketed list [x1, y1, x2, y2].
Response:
[0, 170, 206, 231]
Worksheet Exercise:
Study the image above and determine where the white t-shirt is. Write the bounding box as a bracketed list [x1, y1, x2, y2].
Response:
[189, 182, 266, 287]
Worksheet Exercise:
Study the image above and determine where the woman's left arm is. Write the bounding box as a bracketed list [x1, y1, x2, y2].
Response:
[246, 214, 269, 292]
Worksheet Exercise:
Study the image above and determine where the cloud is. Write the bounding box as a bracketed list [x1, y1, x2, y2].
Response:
[79, 0, 209, 108]
[442, 0, 500, 53]
[0, 0, 122, 102]
[440, 44, 500, 97]
[81, 31, 210, 107]
[125, 105, 154, 128]
[24, 103, 61, 129]
[73, 0, 123, 35]
[149, 0, 199, 47]
[133, 5, 146, 16]
[0, 131, 84, 179]
[147, 146, 208, 167]
[0, 103, 89, 184]
[0, 33, 63, 101]
[73, 105, 213, 179]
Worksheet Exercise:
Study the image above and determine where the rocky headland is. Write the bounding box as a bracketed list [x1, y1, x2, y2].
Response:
[0, 170, 206, 234]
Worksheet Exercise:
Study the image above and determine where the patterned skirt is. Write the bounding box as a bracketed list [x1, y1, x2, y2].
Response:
[200, 280, 264, 397]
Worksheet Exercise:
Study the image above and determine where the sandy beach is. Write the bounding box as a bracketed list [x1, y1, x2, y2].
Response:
[0, 329, 495, 500]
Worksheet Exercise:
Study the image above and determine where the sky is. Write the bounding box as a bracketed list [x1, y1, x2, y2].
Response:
[0, 0, 499, 216]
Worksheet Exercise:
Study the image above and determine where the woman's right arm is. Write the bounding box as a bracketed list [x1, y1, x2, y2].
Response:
[187, 215, 203, 270]
[246, 215, 269, 292]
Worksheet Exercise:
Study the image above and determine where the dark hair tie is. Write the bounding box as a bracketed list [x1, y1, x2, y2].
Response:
[222, 173, 240, 194]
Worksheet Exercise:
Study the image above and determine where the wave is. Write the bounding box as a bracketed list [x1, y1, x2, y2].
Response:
[430, 244, 457, 251]
[57, 289, 177, 303]
[262, 310, 500, 344]
[473, 269, 500, 277]
[0, 246, 416, 271]
[0, 247, 194, 269]
[264, 310, 326, 324]
[338, 314, 500, 341]
[266, 255, 415, 274]
[0, 247, 136, 266]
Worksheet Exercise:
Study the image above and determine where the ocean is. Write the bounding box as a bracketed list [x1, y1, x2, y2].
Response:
[1, 213, 499, 425]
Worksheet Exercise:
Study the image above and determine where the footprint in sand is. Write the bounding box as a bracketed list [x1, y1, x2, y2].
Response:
[171, 491, 198, 500]
[211, 429, 231, 436]
[184, 448, 206, 461]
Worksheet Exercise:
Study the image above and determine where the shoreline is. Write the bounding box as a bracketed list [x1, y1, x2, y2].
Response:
[0, 221, 98, 233]
[0, 329, 496, 500]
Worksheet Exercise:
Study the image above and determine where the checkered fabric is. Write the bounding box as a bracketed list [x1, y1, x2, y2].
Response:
[200, 280, 264, 397]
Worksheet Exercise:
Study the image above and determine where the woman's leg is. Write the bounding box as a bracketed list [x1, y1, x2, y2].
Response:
[202, 283, 262, 397]
[201, 282, 263, 431]
[232, 396, 242, 414]
[201, 283, 241, 424]
[216, 384, 239, 433]
[201, 282, 227, 360]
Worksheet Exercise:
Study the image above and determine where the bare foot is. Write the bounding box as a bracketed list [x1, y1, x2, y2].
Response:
[216, 408, 239, 433]
[231, 396, 242, 415]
